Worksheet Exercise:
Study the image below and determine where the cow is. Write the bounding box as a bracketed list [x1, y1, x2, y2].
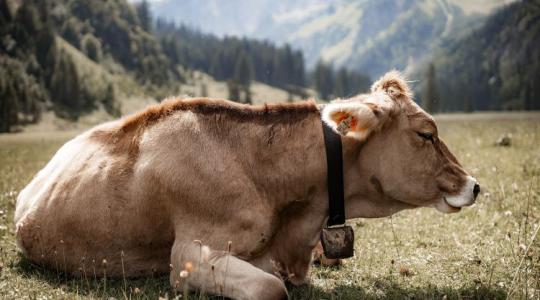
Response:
[14, 71, 479, 300]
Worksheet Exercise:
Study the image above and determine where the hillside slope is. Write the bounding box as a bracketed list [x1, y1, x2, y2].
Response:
[416, 0, 540, 111]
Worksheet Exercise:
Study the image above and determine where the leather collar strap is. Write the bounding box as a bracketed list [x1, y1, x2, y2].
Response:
[321, 120, 346, 227]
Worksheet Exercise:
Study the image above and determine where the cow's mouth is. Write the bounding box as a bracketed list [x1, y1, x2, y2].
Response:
[444, 197, 462, 211]
[433, 197, 462, 213]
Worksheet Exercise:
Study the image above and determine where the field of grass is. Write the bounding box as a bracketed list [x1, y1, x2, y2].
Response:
[0, 112, 539, 299]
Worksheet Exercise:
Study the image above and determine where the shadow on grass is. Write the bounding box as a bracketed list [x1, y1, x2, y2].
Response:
[289, 276, 508, 300]
[15, 256, 507, 299]
[15, 256, 182, 299]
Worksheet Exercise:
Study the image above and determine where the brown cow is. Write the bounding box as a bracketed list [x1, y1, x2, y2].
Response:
[14, 71, 479, 300]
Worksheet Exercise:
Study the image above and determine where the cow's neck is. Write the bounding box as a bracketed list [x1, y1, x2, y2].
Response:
[260, 114, 412, 221]
[260, 113, 411, 281]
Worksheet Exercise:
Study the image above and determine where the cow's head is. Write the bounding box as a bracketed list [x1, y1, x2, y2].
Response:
[322, 71, 479, 215]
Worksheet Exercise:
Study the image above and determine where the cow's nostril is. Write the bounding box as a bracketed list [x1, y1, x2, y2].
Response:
[473, 184, 480, 199]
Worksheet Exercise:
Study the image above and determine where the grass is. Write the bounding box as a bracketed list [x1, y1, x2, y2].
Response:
[0, 112, 539, 299]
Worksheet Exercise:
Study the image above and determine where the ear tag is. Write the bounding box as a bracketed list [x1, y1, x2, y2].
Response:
[336, 116, 354, 135]
[387, 86, 400, 98]
[320, 225, 355, 259]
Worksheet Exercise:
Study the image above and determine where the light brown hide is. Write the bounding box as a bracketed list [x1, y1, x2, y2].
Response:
[14, 72, 475, 300]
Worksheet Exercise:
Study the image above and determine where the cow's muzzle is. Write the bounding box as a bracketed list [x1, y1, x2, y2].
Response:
[445, 176, 479, 208]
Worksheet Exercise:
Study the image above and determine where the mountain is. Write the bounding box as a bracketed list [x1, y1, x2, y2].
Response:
[150, 0, 278, 37]
[415, 0, 540, 111]
[149, 0, 513, 77]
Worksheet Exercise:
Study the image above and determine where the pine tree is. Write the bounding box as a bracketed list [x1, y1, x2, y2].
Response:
[314, 60, 334, 100]
[274, 48, 286, 86]
[0, 0, 13, 27]
[44, 41, 59, 87]
[15, 2, 41, 36]
[227, 80, 240, 102]
[242, 85, 252, 104]
[102, 83, 119, 116]
[234, 53, 254, 86]
[35, 21, 55, 67]
[137, 0, 152, 32]
[61, 17, 81, 49]
[334, 68, 349, 97]
[81, 34, 102, 62]
[12, 2, 41, 51]
[209, 52, 224, 80]
[292, 51, 305, 87]
[0, 80, 18, 132]
[50, 52, 81, 114]
[65, 55, 81, 111]
[422, 63, 439, 113]
[348, 72, 371, 94]
[233, 53, 254, 103]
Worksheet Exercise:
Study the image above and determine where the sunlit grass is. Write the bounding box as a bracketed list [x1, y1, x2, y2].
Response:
[0, 112, 539, 299]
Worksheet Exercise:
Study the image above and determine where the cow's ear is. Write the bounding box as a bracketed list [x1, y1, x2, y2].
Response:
[322, 101, 383, 141]
[370, 70, 412, 100]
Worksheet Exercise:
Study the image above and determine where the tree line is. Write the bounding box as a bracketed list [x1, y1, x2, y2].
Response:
[312, 60, 372, 100]
[155, 17, 374, 102]
[155, 18, 306, 103]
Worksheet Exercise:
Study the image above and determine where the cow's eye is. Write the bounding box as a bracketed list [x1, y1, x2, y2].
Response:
[417, 132, 434, 142]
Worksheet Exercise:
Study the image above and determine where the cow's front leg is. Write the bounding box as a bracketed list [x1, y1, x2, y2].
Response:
[170, 239, 287, 300]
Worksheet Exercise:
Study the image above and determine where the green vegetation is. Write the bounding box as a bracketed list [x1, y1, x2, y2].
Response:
[313, 60, 371, 100]
[0, 113, 538, 299]
[422, 63, 439, 113]
[232, 52, 254, 103]
[136, 0, 152, 33]
[420, 0, 540, 111]
[0, 0, 313, 133]
[155, 19, 306, 90]
[0, 0, 170, 132]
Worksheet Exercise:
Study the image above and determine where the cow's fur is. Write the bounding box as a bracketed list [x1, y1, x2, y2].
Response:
[14, 71, 477, 300]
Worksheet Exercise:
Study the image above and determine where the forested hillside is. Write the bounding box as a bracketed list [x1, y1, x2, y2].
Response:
[155, 19, 305, 89]
[418, 0, 540, 111]
[0, 0, 179, 132]
[0, 0, 312, 133]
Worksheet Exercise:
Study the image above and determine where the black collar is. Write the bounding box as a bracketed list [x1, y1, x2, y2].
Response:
[321, 120, 346, 226]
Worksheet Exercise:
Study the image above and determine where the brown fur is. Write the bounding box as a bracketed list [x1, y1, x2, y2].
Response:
[91, 97, 319, 163]
[121, 97, 318, 131]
